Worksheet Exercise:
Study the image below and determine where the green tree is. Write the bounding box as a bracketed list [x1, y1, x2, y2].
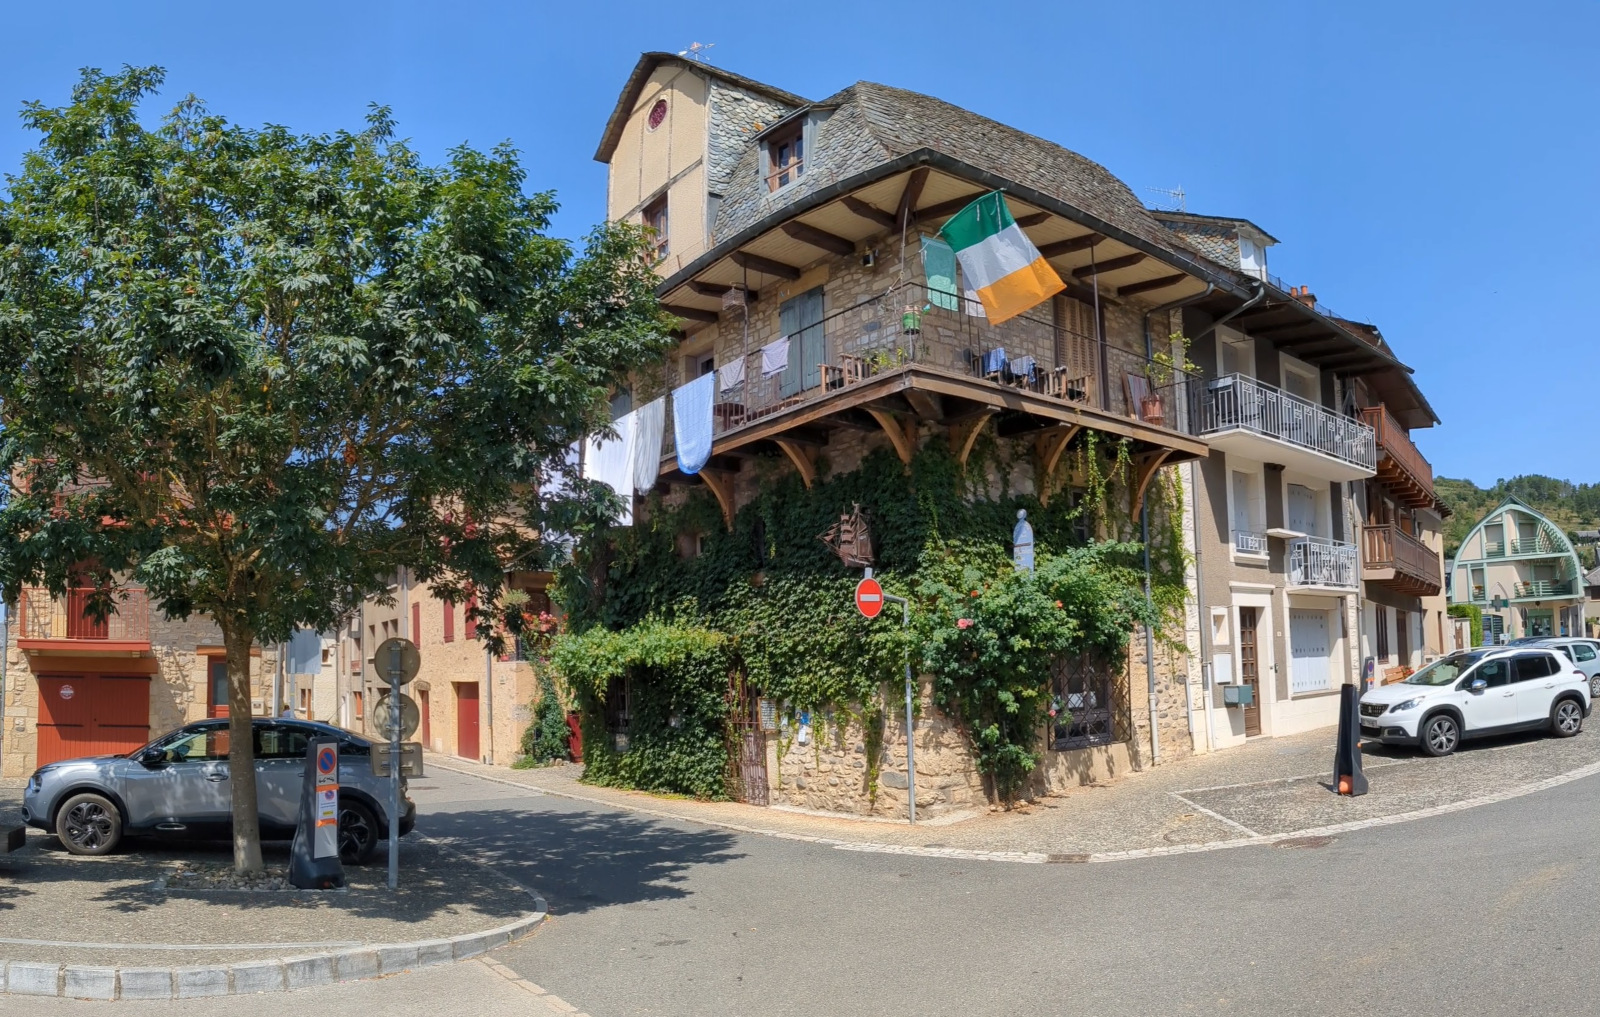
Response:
[0, 67, 668, 872]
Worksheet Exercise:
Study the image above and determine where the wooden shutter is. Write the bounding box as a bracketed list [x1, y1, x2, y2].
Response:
[779, 287, 825, 397]
[442, 600, 454, 643]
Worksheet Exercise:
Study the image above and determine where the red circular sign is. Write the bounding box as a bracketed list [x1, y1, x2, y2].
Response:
[855, 577, 884, 619]
[59, 684, 75, 700]
[317, 747, 336, 774]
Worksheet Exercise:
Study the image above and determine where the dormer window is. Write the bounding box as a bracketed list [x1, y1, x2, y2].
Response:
[766, 126, 805, 191]
[643, 194, 669, 260]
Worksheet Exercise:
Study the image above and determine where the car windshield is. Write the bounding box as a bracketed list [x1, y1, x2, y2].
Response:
[1405, 653, 1484, 686]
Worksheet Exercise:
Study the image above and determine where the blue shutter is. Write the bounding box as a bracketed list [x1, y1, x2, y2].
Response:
[779, 287, 825, 397]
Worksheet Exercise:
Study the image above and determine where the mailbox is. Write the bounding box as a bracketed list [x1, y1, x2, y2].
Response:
[1222, 684, 1254, 707]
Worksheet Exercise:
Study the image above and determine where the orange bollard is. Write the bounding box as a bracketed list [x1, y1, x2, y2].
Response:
[1338, 775, 1351, 795]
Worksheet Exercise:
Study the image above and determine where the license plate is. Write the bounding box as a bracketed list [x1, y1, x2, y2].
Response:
[1360, 723, 1379, 735]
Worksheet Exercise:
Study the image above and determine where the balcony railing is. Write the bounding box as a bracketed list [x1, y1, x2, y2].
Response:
[1359, 404, 1434, 498]
[18, 587, 151, 643]
[1233, 530, 1268, 556]
[1514, 580, 1577, 599]
[1363, 523, 1442, 590]
[1198, 374, 1376, 472]
[1287, 536, 1359, 590]
[653, 282, 1203, 458]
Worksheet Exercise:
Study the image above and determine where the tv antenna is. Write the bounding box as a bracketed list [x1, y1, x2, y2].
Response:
[679, 41, 715, 63]
[1147, 185, 1186, 212]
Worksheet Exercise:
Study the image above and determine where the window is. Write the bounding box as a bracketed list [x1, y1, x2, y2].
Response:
[442, 600, 455, 643]
[352, 691, 364, 720]
[299, 688, 312, 716]
[766, 127, 804, 191]
[255, 723, 312, 760]
[1230, 468, 1266, 554]
[156, 725, 230, 763]
[411, 602, 421, 642]
[1286, 483, 1318, 536]
[1473, 658, 1511, 688]
[1396, 609, 1410, 665]
[1281, 360, 1319, 403]
[1218, 331, 1253, 378]
[1574, 643, 1597, 663]
[643, 194, 669, 260]
[1375, 607, 1390, 661]
[609, 388, 633, 419]
[1513, 653, 1557, 682]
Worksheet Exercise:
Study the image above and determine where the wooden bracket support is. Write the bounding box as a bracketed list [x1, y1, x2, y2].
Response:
[949, 409, 998, 469]
[774, 439, 817, 489]
[1131, 450, 1173, 515]
[1034, 424, 1081, 505]
[699, 470, 736, 531]
[867, 408, 918, 465]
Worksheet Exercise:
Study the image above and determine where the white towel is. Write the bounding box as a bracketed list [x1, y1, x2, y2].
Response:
[583, 411, 635, 525]
[718, 356, 746, 392]
[631, 397, 666, 493]
[761, 337, 790, 377]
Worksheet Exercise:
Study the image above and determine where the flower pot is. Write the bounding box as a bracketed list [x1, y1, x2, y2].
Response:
[1140, 394, 1165, 426]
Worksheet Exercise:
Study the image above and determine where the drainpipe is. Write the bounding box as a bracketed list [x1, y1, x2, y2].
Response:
[1138, 285, 1215, 764]
[484, 644, 495, 765]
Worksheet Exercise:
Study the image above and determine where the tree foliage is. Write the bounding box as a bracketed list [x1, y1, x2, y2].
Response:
[0, 66, 669, 870]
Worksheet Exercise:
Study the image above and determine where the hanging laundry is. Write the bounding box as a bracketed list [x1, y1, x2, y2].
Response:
[672, 372, 716, 475]
[760, 337, 790, 378]
[962, 285, 988, 318]
[920, 236, 959, 311]
[631, 396, 666, 493]
[718, 355, 746, 392]
[583, 410, 636, 524]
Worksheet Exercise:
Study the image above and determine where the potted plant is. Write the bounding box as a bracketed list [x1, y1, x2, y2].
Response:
[1142, 331, 1200, 426]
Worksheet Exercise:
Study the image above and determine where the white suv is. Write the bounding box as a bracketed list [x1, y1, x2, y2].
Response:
[1359, 648, 1589, 756]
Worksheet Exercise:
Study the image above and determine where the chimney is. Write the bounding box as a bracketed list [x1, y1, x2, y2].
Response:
[1291, 285, 1316, 308]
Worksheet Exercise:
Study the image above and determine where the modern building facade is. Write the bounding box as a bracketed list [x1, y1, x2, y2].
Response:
[1449, 497, 1587, 641]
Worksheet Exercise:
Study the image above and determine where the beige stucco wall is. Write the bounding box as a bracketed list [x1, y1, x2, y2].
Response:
[606, 64, 710, 268]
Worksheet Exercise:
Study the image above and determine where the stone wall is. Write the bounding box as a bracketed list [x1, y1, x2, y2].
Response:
[706, 82, 796, 200]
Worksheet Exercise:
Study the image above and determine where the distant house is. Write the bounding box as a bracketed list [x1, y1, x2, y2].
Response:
[1448, 497, 1587, 641]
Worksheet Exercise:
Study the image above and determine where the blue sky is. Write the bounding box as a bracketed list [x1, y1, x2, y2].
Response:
[2, 0, 1593, 485]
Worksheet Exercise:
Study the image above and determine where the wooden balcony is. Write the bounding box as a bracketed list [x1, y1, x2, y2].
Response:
[1362, 524, 1442, 597]
[17, 587, 152, 656]
[1359, 405, 1435, 509]
[651, 283, 1208, 527]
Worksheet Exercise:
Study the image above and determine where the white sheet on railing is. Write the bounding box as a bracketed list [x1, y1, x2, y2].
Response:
[672, 373, 716, 475]
[632, 397, 666, 493]
[583, 412, 635, 525]
[717, 356, 745, 392]
[761, 337, 790, 377]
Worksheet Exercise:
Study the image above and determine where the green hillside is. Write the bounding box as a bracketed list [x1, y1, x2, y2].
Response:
[1437, 475, 1600, 565]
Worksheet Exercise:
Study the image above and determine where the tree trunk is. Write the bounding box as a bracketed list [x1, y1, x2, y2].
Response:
[219, 616, 265, 874]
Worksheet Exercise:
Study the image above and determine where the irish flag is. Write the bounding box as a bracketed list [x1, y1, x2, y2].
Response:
[938, 192, 1064, 324]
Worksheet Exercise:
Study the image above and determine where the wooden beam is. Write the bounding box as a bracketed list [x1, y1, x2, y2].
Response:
[1072, 252, 1147, 279]
[867, 408, 918, 465]
[948, 409, 996, 468]
[687, 280, 758, 302]
[905, 389, 944, 421]
[841, 195, 897, 229]
[774, 439, 817, 489]
[911, 192, 986, 224]
[896, 167, 931, 229]
[731, 251, 801, 280]
[663, 304, 720, 323]
[1035, 424, 1081, 505]
[1131, 450, 1173, 515]
[1013, 211, 1051, 228]
[781, 220, 855, 256]
[699, 470, 736, 531]
[1037, 233, 1104, 259]
[1117, 273, 1187, 298]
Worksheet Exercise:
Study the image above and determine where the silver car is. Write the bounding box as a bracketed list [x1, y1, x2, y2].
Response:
[20, 718, 415, 863]
[1531, 638, 1600, 699]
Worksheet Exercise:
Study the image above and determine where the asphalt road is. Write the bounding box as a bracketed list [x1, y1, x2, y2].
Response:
[29, 762, 1600, 1016]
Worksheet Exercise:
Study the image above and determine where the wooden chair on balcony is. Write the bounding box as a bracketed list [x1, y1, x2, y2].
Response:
[821, 354, 870, 392]
[1044, 368, 1091, 404]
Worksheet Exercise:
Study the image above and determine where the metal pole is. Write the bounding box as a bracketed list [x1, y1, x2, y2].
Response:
[387, 642, 401, 891]
[483, 645, 494, 766]
[881, 592, 915, 825]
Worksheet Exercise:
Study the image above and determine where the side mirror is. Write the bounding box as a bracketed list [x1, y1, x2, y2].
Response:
[137, 747, 166, 767]
[1467, 678, 1488, 693]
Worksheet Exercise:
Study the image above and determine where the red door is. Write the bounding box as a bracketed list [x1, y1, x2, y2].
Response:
[455, 682, 480, 760]
[207, 658, 230, 718]
[36, 675, 151, 765]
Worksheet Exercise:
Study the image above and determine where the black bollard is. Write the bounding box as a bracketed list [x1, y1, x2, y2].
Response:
[289, 736, 346, 890]
[1333, 683, 1369, 796]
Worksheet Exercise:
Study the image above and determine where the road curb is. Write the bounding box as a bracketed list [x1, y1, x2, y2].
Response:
[0, 899, 547, 999]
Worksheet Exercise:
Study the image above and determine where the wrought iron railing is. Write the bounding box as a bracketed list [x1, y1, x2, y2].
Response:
[1197, 373, 1375, 471]
[1233, 530, 1268, 556]
[18, 586, 151, 642]
[1287, 537, 1359, 590]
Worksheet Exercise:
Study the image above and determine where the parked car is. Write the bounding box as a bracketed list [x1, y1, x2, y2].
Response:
[20, 718, 415, 862]
[1358, 647, 1589, 756]
[1528, 638, 1600, 698]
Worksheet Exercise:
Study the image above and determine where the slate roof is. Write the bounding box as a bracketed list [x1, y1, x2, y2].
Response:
[711, 81, 1218, 275]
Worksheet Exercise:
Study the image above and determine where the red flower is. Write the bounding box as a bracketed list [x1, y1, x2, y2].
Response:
[970, 590, 980, 598]
[957, 618, 973, 629]
[1055, 600, 1063, 608]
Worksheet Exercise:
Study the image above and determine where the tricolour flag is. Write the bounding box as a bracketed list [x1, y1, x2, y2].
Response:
[938, 191, 1064, 324]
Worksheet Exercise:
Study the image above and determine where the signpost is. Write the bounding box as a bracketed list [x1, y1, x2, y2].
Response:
[374, 636, 419, 890]
[314, 742, 340, 859]
[856, 569, 915, 824]
[288, 735, 344, 889]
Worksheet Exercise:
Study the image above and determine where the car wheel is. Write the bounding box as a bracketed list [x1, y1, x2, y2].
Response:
[1420, 714, 1460, 757]
[1552, 699, 1584, 738]
[55, 792, 123, 856]
[338, 798, 381, 865]
[1589, 674, 1600, 700]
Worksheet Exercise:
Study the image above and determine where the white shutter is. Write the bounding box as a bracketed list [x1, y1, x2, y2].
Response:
[1288, 484, 1317, 535]
[1290, 609, 1331, 694]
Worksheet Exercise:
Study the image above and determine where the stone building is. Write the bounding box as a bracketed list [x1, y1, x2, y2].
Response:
[1, 587, 277, 778]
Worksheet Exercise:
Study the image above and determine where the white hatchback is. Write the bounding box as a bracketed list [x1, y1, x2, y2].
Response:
[1359, 648, 1590, 756]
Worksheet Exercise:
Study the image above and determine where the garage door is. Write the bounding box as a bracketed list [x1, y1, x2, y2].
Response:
[36, 675, 152, 765]
[1289, 610, 1331, 695]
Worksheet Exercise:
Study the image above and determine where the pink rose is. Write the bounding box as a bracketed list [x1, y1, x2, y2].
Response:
[957, 618, 972, 629]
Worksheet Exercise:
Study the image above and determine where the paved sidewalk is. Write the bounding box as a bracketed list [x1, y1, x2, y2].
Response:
[431, 722, 1600, 859]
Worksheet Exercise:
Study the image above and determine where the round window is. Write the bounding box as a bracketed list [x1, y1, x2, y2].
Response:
[647, 99, 668, 131]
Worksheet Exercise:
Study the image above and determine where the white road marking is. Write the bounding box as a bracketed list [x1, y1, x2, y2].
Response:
[1167, 792, 1263, 838]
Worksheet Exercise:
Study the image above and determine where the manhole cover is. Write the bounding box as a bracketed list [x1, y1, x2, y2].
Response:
[1274, 835, 1335, 849]
[1046, 853, 1091, 864]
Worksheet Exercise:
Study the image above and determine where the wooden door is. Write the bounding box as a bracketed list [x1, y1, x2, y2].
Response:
[36, 675, 151, 765]
[1396, 609, 1411, 667]
[455, 682, 480, 760]
[1239, 607, 1262, 736]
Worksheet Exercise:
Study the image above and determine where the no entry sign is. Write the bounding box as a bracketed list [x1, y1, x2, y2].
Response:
[855, 577, 884, 619]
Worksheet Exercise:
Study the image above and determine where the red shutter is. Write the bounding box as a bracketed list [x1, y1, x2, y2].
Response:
[465, 596, 478, 639]
[442, 600, 454, 643]
[411, 602, 421, 642]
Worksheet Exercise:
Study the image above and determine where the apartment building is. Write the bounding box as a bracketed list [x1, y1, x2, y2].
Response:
[1450, 498, 1587, 641]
